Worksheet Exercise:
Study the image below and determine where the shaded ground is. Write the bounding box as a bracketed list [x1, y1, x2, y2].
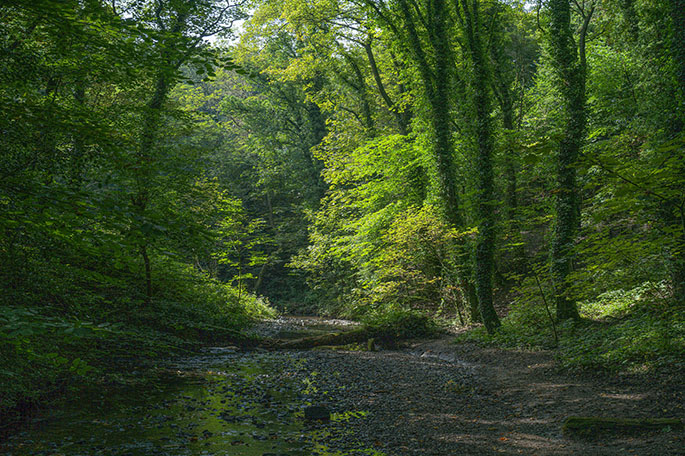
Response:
[268, 332, 684, 455]
[389, 336, 685, 455]
[1, 318, 683, 456]
[254, 317, 685, 455]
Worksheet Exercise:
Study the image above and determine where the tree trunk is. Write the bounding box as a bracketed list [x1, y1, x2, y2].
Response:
[69, 83, 86, 188]
[304, 76, 328, 202]
[669, 0, 685, 305]
[396, 0, 462, 227]
[672, 230, 685, 305]
[363, 39, 409, 135]
[254, 261, 268, 295]
[502, 106, 518, 220]
[547, 0, 588, 320]
[133, 75, 170, 304]
[140, 244, 153, 304]
[428, 0, 462, 228]
[462, 279, 481, 323]
[670, 0, 685, 102]
[463, 0, 501, 332]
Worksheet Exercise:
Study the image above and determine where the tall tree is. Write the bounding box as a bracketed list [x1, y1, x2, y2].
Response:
[124, 0, 243, 303]
[366, 0, 461, 227]
[362, 0, 476, 322]
[456, 0, 501, 332]
[667, 0, 685, 304]
[546, 0, 595, 320]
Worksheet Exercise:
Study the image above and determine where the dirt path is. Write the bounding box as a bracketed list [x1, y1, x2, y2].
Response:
[251, 317, 684, 455]
[370, 336, 685, 455]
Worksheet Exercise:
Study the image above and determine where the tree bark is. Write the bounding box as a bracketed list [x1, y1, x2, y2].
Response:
[462, 0, 501, 332]
[547, 0, 589, 320]
[668, 0, 685, 304]
[363, 39, 409, 135]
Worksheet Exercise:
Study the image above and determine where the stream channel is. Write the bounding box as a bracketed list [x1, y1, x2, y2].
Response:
[1, 317, 385, 456]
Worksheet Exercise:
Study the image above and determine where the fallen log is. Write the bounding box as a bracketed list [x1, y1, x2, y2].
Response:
[257, 312, 438, 350]
[562, 416, 683, 438]
[260, 327, 372, 350]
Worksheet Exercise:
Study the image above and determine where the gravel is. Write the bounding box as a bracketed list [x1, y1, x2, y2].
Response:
[286, 349, 483, 455]
[4, 317, 681, 456]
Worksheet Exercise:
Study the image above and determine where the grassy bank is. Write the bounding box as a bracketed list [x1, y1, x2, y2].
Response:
[457, 284, 685, 375]
[0, 260, 274, 426]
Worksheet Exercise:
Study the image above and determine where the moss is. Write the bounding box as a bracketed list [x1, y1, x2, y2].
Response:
[562, 416, 684, 438]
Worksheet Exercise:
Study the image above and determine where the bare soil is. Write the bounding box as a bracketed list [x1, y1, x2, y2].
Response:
[384, 335, 685, 455]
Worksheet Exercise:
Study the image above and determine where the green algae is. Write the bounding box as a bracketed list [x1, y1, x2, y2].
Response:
[0, 352, 382, 456]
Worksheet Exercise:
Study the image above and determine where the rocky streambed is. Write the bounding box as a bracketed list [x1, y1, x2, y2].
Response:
[1, 318, 682, 456]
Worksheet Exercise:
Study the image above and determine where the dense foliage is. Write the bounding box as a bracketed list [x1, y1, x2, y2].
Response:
[0, 0, 274, 417]
[2, 0, 684, 420]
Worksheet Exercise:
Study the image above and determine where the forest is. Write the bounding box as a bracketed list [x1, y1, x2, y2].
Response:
[1, 0, 684, 454]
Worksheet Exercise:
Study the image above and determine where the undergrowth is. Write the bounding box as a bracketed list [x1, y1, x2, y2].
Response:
[457, 283, 685, 375]
[0, 259, 274, 422]
[362, 308, 439, 341]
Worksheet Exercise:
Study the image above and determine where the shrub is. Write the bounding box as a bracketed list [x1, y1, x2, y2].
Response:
[457, 283, 685, 374]
[363, 308, 439, 341]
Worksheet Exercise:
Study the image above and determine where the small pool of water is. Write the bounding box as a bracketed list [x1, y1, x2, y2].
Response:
[1, 350, 361, 456]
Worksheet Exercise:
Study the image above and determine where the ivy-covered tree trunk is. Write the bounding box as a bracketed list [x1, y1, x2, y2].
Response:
[462, 0, 501, 332]
[547, 0, 587, 320]
[668, 0, 685, 304]
[396, 0, 461, 227]
[428, 49, 462, 230]
[395, 0, 487, 322]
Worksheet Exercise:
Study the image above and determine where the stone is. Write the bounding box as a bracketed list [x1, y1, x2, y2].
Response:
[304, 405, 330, 421]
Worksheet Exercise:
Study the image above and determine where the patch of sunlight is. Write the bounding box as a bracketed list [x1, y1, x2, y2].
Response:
[578, 284, 651, 320]
[331, 410, 368, 422]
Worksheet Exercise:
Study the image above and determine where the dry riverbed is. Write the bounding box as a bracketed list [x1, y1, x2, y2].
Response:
[1, 318, 683, 456]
